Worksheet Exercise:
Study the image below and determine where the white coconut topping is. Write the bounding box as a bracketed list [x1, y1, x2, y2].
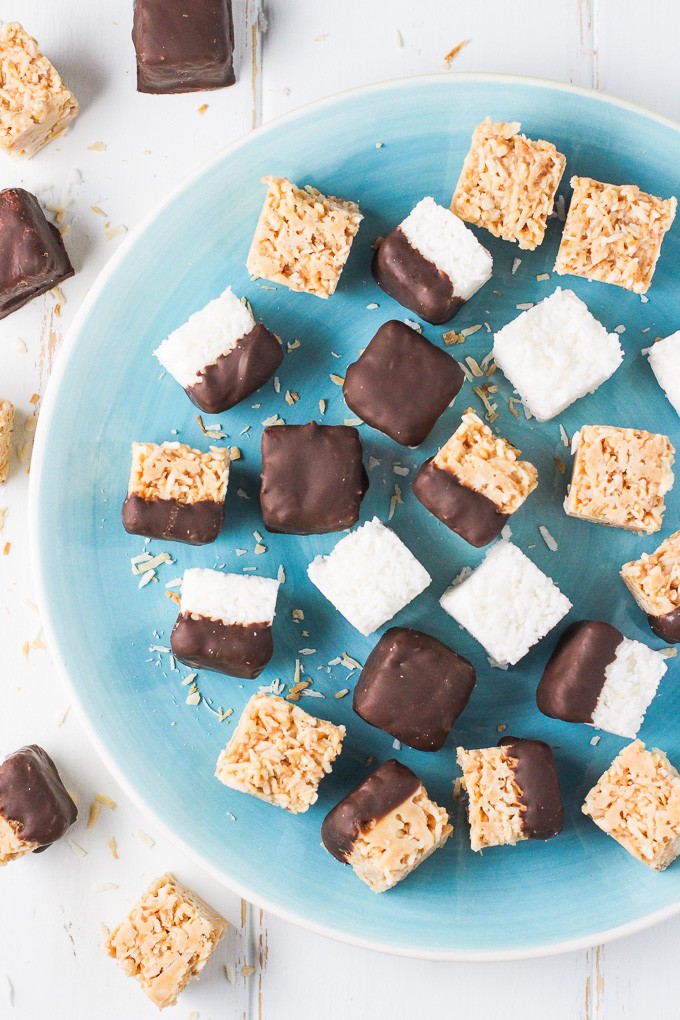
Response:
[400, 197, 493, 301]
[154, 287, 256, 387]
[648, 331, 680, 417]
[591, 637, 668, 739]
[307, 517, 431, 636]
[492, 288, 623, 421]
[439, 540, 572, 665]
[180, 568, 279, 625]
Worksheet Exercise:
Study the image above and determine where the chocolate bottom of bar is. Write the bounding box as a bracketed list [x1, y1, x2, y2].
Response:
[537, 620, 622, 723]
[186, 324, 284, 414]
[136, 60, 235, 94]
[372, 228, 463, 325]
[321, 759, 421, 862]
[499, 737, 564, 840]
[0, 745, 77, 851]
[412, 458, 508, 547]
[170, 613, 273, 679]
[122, 494, 224, 545]
[649, 607, 680, 643]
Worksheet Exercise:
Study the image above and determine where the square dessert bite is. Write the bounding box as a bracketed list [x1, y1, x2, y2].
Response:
[105, 873, 226, 1009]
[343, 320, 464, 446]
[171, 568, 279, 679]
[215, 693, 344, 813]
[122, 442, 229, 546]
[537, 620, 668, 739]
[565, 425, 675, 534]
[0, 188, 74, 319]
[307, 517, 431, 636]
[555, 176, 676, 294]
[492, 288, 623, 422]
[583, 740, 680, 871]
[412, 409, 537, 546]
[372, 197, 493, 324]
[648, 332, 680, 417]
[451, 118, 566, 250]
[621, 530, 680, 643]
[440, 540, 572, 666]
[246, 176, 362, 298]
[457, 738, 563, 850]
[0, 22, 78, 158]
[0, 399, 14, 483]
[155, 287, 283, 414]
[321, 759, 452, 892]
[260, 422, 367, 534]
[0, 745, 77, 865]
[353, 627, 475, 751]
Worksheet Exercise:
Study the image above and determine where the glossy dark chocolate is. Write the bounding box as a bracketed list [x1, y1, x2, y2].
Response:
[353, 627, 475, 751]
[499, 737, 564, 840]
[343, 320, 464, 447]
[0, 189, 74, 321]
[372, 227, 463, 325]
[321, 759, 422, 862]
[412, 457, 508, 547]
[536, 620, 623, 723]
[170, 613, 273, 679]
[0, 745, 77, 851]
[260, 422, 368, 535]
[186, 323, 284, 414]
[649, 607, 680, 643]
[122, 493, 224, 545]
[132, 0, 235, 94]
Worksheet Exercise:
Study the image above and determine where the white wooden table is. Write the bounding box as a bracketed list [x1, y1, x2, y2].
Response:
[1, 2, 678, 1016]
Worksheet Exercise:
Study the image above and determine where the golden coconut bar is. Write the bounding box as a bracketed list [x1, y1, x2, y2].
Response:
[246, 176, 363, 298]
[621, 530, 680, 643]
[0, 22, 78, 159]
[0, 399, 14, 483]
[450, 117, 566, 250]
[215, 693, 345, 814]
[555, 176, 677, 294]
[583, 740, 680, 871]
[105, 873, 227, 1010]
[565, 425, 674, 534]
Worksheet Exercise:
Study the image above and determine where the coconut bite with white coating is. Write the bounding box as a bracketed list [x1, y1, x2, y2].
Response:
[647, 331, 680, 417]
[621, 530, 680, 643]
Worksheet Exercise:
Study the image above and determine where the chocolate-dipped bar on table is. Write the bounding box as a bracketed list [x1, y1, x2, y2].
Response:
[621, 530, 680, 643]
[0, 745, 77, 865]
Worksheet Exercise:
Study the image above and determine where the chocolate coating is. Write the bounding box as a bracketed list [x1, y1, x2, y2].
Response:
[649, 607, 680, 643]
[0, 745, 77, 852]
[343, 320, 464, 447]
[353, 627, 475, 751]
[132, 0, 235, 94]
[536, 620, 623, 723]
[260, 422, 368, 535]
[372, 227, 463, 325]
[186, 323, 284, 414]
[321, 759, 422, 862]
[170, 613, 273, 679]
[122, 494, 224, 546]
[0, 189, 74, 320]
[412, 458, 508, 547]
[500, 737, 564, 840]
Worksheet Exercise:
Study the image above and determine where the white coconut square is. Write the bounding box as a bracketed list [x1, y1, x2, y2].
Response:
[648, 331, 680, 417]
[154, 287, 255, 388]
[307, 517, 431, 636]
[492, 288, 623, 421]
[591, 638, 668, 739]
[180, 568, 279, 626]
[440, 540, 572, 666]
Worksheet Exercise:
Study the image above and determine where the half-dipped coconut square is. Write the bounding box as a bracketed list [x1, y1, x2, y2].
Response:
[648, 332, 680, 418]
[0, 745, 77, 865]
[621, 530, 680, 643]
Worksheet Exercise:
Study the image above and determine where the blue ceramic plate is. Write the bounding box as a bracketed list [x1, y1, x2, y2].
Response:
[31, 75, 680, 959]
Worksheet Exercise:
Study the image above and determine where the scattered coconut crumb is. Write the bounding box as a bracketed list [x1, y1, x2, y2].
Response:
[88, 141, 107, 152]
[108, 836, 119, 860]
[462, 324, 482, 338]
[393, 464, 409, 476]
[136, 829, 155, 848]
[68, 839, 87, 858]
[660, 647, 678, 659]
[319, 399, 326, 415]
[444, 39, 469, 64]
[501, 524, 513, 540]
[242, 965, 256, 978]
[497, 723, 507, 733]
[56, 705, 71, 726]
[554, 455, 566, 475]
[344, 417, 362, 427]
[262, 414, 284, 427]
[614, 324, 626, 334]
[465, 356, 483, 377]
[335, 689, 349, 699]
[516, 302, 534, 311]
[453, 777, 464, 802]
[507, 397, 520, 417]
[388, 483, 403, 520]
[392, 739, 402, 750]
[368, 456, 380, 470]
[287, 339, 301, 352]
[197, 103, 208, 115]
[329, 373, 344, 386]
[443, 329, 465, 345]
[366, 302, 379, 310]
[277, 564, 285, 583]
[590, 735, 601, 746]
[292, 609, 304, 621]
[403, 318, 422, 332]
[473, 385, 499, 423]
[539, 525, 558, 552]
[237, 489, 250, 500]
[511, 258, 522, 274]
[165, 590, 181, 606]
[106, 225, 128, 241]
[395, 28, 404, 47]
[559, 424, 570, 447]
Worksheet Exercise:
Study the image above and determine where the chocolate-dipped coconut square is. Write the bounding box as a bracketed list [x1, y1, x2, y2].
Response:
[537, 620, 667, 739]
[154, 286, 283, 414]
[171, 568, 279, 679]
[457, 738, 563, 851]
[413, 409, 537, 547]
[0, 188, 74, 319]
[343, 320, 464, 447]
[321, 759, 452, 892]
[122, 442, 229, 546]
[372, 197, 492, 325]
[260, 422, 368, 535]
[0, 745, 77, 865]
[132, 0, 235, 94]
[353, 627, 475, 751]
[621, 530, 680, 643]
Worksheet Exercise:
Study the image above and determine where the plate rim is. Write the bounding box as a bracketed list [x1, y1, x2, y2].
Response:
[28, 71, 680, 962]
